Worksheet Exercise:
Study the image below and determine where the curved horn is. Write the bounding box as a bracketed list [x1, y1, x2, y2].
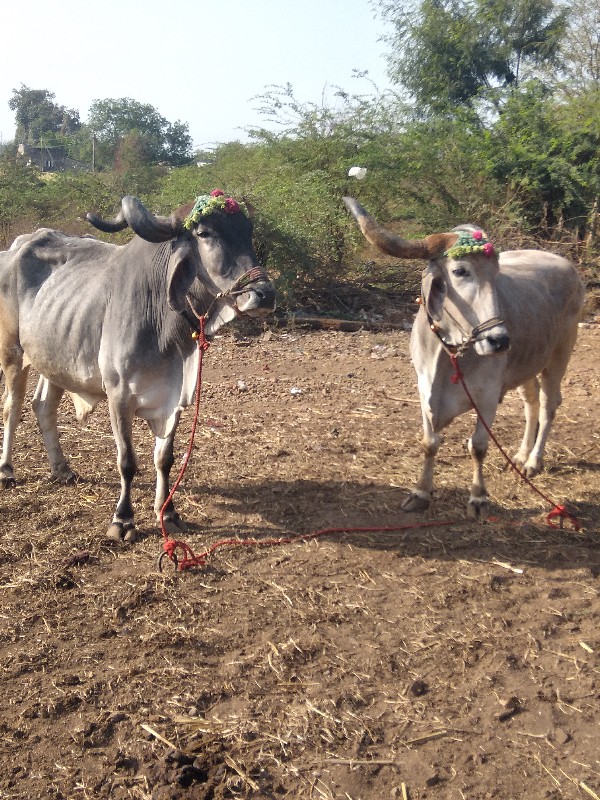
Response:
[343, 197, 457, 260]
[86, 196, 183, 243]
[85, 208, 128, 233]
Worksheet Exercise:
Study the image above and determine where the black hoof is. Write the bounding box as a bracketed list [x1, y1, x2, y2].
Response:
[50, 471, 79, 485]
[402, 493, 430, 513]
[468, 497, 489, 520]
[106, 521, 137, 543]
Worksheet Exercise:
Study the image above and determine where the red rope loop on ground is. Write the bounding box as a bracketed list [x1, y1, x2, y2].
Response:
[450, 355, 580, 531]
[156, 322, 462, 572]
[160, 521, 458, 572]
[546, 504, 580, 530]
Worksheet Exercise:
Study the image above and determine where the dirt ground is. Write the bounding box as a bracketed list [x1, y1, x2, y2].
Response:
[0, 313, 599, 800]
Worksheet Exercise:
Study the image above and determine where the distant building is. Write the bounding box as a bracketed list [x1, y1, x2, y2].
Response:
[17, 143, 92, 173]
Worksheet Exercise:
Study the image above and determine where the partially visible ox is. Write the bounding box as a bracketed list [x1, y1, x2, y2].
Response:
[344, 197, 584, 517]
[0, 191, 276, 541]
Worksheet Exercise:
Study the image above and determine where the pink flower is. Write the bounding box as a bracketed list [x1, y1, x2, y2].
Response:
[210, 189, 225, 197]
[473, 230, 483, 240]
[224, 197, 240, 214]
[483, 242, 495, 257]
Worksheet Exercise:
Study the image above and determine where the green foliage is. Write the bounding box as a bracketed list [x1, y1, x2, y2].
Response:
[2, 27, 599, 302]
[377, 0, 566, 112]
[559, 0, 600, 93]
[9, 85, 80, 143]
[0, 156, 45, 245]
[0, 158, 128, 245]
[36, 171, 124, 233]
[484, 82, 600, 232]
[153, 138, 353, 306]
[86, 98, 193, 169]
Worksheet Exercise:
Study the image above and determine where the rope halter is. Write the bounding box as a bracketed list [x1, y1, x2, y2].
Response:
[426, 306, 506, 358]
[186, 266, 271, 328]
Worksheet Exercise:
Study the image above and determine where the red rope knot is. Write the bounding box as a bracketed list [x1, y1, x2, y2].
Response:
[191, 316, 210, 350]
[161, 538, 207, 571]
[546, 505, 581, 531]
[450, 354, 463, 384]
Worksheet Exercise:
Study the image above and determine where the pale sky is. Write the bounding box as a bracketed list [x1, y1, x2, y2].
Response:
[1, 0, 393, 150]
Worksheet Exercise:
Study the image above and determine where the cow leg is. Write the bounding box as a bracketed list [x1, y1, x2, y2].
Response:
[520, 369, 563, 477]
[467, 415, 493, 519]
[32, 376, 78, 484]
[152, 414, 188, 534]
[517, 325, 578, 478]
[512, 378, 540, 471]
[402, 410, 441, 513]
[106, 399, 138, 542]
[0, 360, 29, 488]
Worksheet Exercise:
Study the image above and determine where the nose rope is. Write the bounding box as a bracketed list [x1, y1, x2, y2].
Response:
[227, 267, 270, 296]
[470, 316, 506, 340]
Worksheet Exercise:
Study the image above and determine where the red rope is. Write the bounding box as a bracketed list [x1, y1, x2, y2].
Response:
[160, 521, 458, 572]
[450, 354, 580, 531]
[157, 325, 579, 575]
[159, 317, 211, 569]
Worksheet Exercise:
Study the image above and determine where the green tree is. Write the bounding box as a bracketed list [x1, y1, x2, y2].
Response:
[86, 98, 193, 168]
[558, 0, 600, 94]
[483, 81, 600, 236]
[34, 171, 122, 235]
[110, 130, 166, 198]
[376, 0, 566, 112]
[8, 85, 80, 143]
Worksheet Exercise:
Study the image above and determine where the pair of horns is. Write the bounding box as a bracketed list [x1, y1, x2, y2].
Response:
[86, 196, 185, 244]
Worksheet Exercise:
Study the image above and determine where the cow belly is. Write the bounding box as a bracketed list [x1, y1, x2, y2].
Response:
[20, 314, 104, 397]
[25, 348, 104, 398]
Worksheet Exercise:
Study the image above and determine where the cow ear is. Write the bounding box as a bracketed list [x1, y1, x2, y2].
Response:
[421, 264, 446, 322]
[167, 240, 197, 312]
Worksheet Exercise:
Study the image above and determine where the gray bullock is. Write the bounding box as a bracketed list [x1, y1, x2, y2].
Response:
[344, 197, 584, 517]
[0, 193, 276, 540]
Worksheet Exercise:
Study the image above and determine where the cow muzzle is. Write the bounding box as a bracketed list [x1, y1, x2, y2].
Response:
[231, 269, 276, 317]
[471, 318, 510, 356]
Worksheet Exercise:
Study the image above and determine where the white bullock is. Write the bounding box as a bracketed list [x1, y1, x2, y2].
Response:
[344, 197, 585, 516]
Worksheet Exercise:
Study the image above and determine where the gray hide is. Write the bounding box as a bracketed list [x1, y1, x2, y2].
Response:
[0, 196, 276, 540]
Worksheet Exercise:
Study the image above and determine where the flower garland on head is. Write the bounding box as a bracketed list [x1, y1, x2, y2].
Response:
[183, 189, 247, 230]
[444, 228, 496, 259]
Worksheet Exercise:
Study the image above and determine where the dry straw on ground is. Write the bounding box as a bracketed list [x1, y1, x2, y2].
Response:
[0, 324, 598, 799]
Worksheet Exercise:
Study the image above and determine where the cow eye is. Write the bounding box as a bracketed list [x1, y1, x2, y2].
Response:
[196, 229, 212, 239]
[452, 266, 469, 277]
